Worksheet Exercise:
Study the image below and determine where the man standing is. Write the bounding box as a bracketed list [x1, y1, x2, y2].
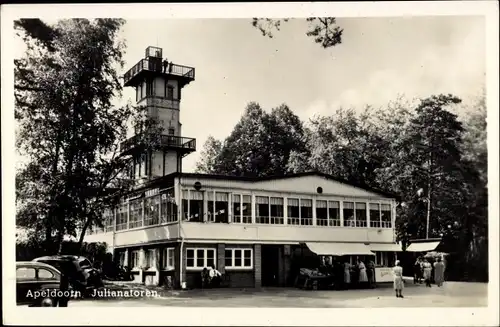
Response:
[162, 59, 169, 73]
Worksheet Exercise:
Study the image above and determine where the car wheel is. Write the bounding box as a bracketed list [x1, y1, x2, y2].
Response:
[40, 297, 57, 307]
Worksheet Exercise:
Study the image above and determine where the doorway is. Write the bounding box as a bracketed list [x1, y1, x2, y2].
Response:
[261, 245, 281, 287]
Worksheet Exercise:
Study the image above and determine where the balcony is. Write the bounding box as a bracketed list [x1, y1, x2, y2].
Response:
[120, 134, 196, 156]
[124, 58, 195, 87]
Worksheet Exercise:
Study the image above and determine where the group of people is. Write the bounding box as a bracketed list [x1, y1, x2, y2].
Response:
[392, 255, 446, 298]
[319, 257, 377, 289]
[201, 265, 222, 288]
[413, 256, 446, 287]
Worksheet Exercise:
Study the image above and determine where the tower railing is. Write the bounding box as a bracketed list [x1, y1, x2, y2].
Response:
[124, 59, 195, 85]
[120, 134, 196, 154]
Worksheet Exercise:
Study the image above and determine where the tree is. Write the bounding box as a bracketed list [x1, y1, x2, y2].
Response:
[288, 106, 388, 187]
[195, 102, 306, 177]
[252, 18, 343, 49]
[195, 135, 223, 174]
[15, 18, 160, 252]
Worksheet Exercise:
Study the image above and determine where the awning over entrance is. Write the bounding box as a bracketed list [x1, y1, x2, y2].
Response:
[306, 242, 375, 256]
[369, 243, 403, 252]
[405, 241, 441, 252]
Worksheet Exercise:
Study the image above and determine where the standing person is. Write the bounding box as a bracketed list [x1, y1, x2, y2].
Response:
[209, 265, 222, 287]
[343, 260, 351, 289]
[423, 259, 433, 287]
[414, 257, 423, 284]
[162, 59, 169, 73]
[358, 259, 368, 287]
[393, 260, 404, 298]
[433, 257, 446, 287]
[367, 258, 376, 288]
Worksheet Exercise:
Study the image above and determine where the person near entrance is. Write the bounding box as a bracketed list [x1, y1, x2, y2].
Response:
[367, 258, 376, 288]
[208, 265, 222, 287]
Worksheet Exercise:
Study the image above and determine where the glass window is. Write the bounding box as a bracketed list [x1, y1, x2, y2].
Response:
[16, 267, 36, 279]
[369, 203, 381, 228]
[214, 192, 229, 223]
[316, 200, 328, 226]
[287, 198, 300, 225]
[244, 249, 252, 267]
[234, 249, 242, 266]
[166, 85, 174, 99]
[381, 204, 392, 228]
[188, 191, 204, 222]
[328, 201, 341, 226]
[355, 203, 367, 227]
[129, 199, 143, 229]
[116, 204, 128, 231]
[225, 248, 253, 269]
[270, 197, 284, 224]
[161, 190, 177, 223]
[207, 192, 214, 222]
[256, 196, 270, 224]
[196, 249, 205, 267]
[225, 249, 233, 267]
[104, 208, 114, 232]
[131, 250, 140, 268]
[186, 249, 195, 268]
[300, 199, 313, 226]
[242, 195, 252, 224]
[144, 195, 160, 226]
[343, 202, 355, 227]
[206, 249, 216, 268]
[232, 194, 241, 223]
[145, 249, 156, 268]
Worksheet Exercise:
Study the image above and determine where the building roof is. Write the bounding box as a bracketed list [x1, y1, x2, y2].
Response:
[135, 171, 400, 200]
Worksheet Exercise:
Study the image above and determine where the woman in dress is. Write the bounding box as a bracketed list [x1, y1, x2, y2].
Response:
[433, 257, 446, 287]
[343, 260, 351, 287]
[358, 259, 368, 285]
[423, 259, 433, 287]
[393, 260, 404, 298]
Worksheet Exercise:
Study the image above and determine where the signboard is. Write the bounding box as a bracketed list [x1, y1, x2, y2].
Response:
[375, 267, 393, 283]
[145, 188, 159, 198]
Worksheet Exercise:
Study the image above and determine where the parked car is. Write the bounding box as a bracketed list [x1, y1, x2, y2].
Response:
[16, 261, 70, 306]
[32, 255, 104, 295]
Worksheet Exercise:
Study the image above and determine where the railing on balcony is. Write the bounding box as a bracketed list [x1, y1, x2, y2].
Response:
[124, 58, 195, 85]
[120, 134, 196, 154]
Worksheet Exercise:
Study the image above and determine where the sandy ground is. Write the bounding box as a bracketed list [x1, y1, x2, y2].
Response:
[68, 279, 488, 308]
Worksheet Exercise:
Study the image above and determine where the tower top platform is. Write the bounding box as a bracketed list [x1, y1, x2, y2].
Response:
[123, 46, 195, 87]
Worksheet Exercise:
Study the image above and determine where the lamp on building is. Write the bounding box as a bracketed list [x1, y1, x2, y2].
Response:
[194, 181, 202, 191]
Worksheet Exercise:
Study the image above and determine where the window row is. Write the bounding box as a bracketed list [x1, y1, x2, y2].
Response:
[136, 79, 176, 102]
[127, 248, 175, 270]
[181, 190, 393, 228]
[185, 248, 254, 270]
[90, 191, 178, 234]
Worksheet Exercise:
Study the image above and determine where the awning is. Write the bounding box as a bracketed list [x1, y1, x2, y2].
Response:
[306, 242, 375, 256]
[406, 241, 441, 252]
[369, 243, 403, 252]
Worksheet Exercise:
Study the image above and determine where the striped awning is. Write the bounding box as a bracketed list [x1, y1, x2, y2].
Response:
[306, 242, 375, 256]
[406, 241, 441, 252]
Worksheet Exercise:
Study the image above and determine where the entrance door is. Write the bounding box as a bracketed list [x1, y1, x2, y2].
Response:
[261, 245, 281, 287]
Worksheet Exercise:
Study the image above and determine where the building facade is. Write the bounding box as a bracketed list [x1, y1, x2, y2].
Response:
[84, 46, 401, 288]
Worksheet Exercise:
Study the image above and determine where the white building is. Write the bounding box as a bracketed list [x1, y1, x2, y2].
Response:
[85, 46, 401, 288]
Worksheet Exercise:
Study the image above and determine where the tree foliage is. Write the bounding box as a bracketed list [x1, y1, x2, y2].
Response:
[196, 93, 488, 280]
[252, 17, 343, 49]
[195, 102, 306, 177]
[15, 18, 161, 252]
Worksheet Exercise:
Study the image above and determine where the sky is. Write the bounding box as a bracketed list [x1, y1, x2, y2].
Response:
[116, 17, 485, 172]
[13, 16, 486, 173]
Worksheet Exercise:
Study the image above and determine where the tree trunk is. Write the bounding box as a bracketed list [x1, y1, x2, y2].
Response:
[56, 228, 65, 254]
[78, 217, 92, 250]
